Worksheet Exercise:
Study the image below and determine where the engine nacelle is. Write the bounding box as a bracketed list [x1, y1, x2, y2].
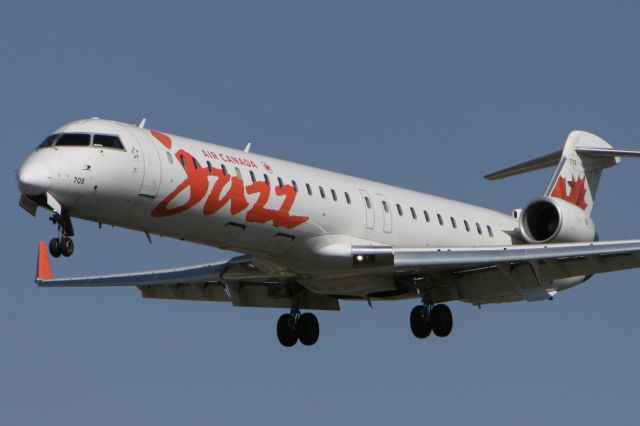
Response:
[519, 197, 596, 244]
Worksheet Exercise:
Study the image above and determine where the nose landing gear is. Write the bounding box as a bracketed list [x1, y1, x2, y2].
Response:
[48, 210, 74, 258]
[49, 237, 74, 258]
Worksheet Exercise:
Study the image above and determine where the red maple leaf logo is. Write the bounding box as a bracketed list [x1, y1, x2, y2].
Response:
[551, 175, 588, 210]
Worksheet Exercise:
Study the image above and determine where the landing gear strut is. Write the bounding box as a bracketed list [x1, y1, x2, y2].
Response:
[410, 303, 453, 339]
[276, 309, 320, 347]
[48, 210, 74, 258]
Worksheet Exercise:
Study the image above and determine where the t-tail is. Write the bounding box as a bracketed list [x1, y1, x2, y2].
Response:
[486, 130, 640, 216]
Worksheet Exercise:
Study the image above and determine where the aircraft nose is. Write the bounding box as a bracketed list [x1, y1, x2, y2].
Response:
[17, 161, 51, 195]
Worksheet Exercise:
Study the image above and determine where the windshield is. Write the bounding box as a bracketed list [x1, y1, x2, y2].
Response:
[93, 134, 124, 149]
[36, 134, 60, 149]
[36, 132, 125, 150]
[55, 133, 91, 146]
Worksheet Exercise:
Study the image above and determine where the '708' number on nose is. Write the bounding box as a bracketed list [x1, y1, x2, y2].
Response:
[73, 177, 85, 184]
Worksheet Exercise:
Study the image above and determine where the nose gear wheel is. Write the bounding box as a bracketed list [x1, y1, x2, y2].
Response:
[48, 210, 75, 258]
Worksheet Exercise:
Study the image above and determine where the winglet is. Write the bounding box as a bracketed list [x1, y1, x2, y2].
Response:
[36, 241, 53, 282]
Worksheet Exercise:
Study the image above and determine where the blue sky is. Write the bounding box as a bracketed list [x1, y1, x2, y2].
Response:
[3, 1, 640, 424]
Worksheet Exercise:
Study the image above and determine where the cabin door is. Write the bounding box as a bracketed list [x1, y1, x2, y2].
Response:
[359, 189, 375, 230]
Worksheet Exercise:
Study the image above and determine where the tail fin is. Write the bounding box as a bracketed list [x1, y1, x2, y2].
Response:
[544, 131, 617, 215]
[485, 130, 640, 216]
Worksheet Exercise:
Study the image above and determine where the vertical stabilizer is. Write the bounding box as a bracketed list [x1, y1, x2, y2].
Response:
[544, 131, 619, 216]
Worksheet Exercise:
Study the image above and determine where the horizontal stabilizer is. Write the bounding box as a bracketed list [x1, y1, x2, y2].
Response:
[484, 150, 562, 181]
[574, 147, 640, 158]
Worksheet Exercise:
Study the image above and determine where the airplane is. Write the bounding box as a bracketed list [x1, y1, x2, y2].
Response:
[17, 117, 640, 347]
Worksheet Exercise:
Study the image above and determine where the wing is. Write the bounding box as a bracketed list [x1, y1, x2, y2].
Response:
[35, 242, 339, 311]
[353, 239, 640, 303]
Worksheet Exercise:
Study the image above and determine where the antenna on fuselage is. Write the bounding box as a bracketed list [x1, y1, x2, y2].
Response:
[244, 142, 252, 153]
[136, 118, 147, 129]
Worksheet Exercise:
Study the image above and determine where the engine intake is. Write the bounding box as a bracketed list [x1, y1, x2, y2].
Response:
[519, 197, 596, 244]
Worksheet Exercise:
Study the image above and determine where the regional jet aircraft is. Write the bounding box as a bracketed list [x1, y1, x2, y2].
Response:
[17, 118, 640, 346]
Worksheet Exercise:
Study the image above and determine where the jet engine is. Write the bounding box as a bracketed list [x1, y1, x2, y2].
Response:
[519, 197, 596, 244]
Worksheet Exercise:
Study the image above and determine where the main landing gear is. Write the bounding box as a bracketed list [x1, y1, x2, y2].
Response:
[48, 210, 75, 258]
[276, 309, 320, 347]
[410, 303, 453, 339]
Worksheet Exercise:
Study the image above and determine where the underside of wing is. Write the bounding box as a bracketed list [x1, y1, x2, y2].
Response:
[35, 242, 339, 311]
[353, 240, 640, 304]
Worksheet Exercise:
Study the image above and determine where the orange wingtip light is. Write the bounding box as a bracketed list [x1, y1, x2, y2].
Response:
[37, 241, 53, 281]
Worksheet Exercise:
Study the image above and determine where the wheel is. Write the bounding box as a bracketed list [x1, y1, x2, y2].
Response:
[60, 237, 74, 257]
[297, 313, 320, 346]
[49, 238, 61, 258]
[431, 304, 453, 337]
[277, 313, 298, 347]
[410, 305, 431, 339]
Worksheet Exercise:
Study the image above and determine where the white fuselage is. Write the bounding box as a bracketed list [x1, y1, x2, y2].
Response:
[20, 118, 518, 298]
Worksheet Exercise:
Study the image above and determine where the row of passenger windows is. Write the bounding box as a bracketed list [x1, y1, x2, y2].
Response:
[37, 133, 125, 150]
[174, 153, 355, 203]
[172, 152, 494, 238]
[363, 195, 494, 237]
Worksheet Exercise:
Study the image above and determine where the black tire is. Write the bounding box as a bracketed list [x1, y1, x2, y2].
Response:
[60, 237, 74, 257]
[297, 313, 320, 346]
[49, 238, 61, 258]
[431, 304, 453, 337]
[277, 314, 298, 347]
[410, 305, 431, 339]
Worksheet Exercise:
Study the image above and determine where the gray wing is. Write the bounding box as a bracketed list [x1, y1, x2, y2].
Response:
[353, 239, 640, 303]
[35, 242, 339, 311]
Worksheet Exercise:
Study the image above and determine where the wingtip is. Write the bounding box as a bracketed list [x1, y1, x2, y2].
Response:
[36, 241, 53, 282]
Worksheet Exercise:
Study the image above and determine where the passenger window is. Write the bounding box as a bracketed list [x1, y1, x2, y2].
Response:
[249, 170, 256, 182]
[365, 196, 372, 209]
[437, 214, 443, 225]
[319, 186, 326, 198]
[464, 220, 470, 231]
[423, 210, 430, 222]
[55, 133, 91, 147]
[345, 192, 351, 204]
[476, 223, 482, 234]
[331, 189, 337, 201]
[264, 174, 270, 186]
[382, 200, 389, 213]
[179, 155, 186, 167]
[166, 152, 174, 164]
[410, 207, 417, 219]
[221, 164, 228, 176]
[292, 180, 298, 192]
[93, 134, 124, 150]
[397, 204, 403, 216]
[306, 183, 313, 195]
[206, 161, 212, 172]
[192, 158, 200, 169]
[451, 217, 457, 229]
[487, 226, 494, 237]
[277, 177, 284, 188]
[235, 167, 242, 180]
[37, 134, 60, 149]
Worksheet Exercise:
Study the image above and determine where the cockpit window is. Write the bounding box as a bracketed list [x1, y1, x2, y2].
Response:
[37, 134, 60, 149]
[37, 132, 126, 150]
[55, 133, 91, 147]
[93, 134, 124, 150]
